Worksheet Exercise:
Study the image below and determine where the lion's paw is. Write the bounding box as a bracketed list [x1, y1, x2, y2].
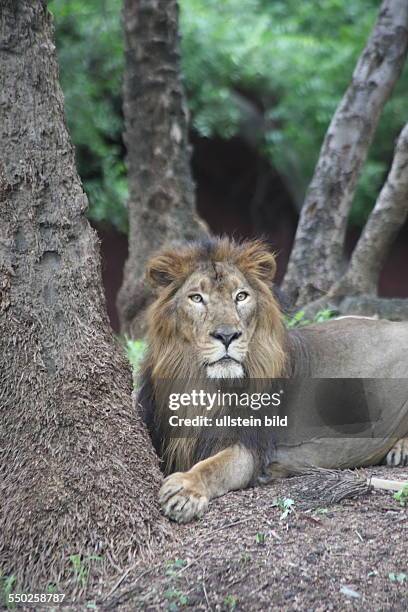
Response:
[159, 472, 209, 523]
[386, 438, 408, 467]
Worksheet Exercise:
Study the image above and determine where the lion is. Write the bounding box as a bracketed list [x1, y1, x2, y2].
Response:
[138, 237, 408, 523]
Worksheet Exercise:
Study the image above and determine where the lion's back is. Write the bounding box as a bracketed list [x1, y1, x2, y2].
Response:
[291, 317, 408, 378]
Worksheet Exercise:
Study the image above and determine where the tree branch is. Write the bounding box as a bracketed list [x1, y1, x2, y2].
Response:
[282, 0, 408, 306]
[331, 122, 408, 297]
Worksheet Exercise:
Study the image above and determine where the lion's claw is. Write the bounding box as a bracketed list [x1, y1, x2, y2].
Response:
[386, 438, 408, 467]
[159, 472, 209, 523]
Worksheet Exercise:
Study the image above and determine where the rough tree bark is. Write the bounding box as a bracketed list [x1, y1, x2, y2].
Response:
[331, 122, 408, 297]
[282, 0, 408, 307]
[0, 0, 167, 597]
[301, 122, 408, 321]
[117, 0, 206, 337]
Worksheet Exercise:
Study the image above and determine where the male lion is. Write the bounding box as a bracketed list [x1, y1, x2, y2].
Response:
[138, 238, 408, 523]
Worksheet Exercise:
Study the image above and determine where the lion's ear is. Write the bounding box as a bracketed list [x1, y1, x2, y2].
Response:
[236, 241, 277, 283]
[146, 251, 190, 289]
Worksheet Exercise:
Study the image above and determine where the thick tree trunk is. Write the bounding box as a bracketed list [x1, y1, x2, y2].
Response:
[0, 0, 167, 597]
[331, 123, 408, 297]
[282, 0, 408, 306]
[117, 0, 206, 337]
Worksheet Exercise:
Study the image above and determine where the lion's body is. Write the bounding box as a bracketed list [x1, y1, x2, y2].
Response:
[290, 317, 408, 378]
[139, 238, 408, 522]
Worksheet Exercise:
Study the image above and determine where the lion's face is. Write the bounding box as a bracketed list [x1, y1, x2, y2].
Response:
[173, 262, 257, 378]
[144, 238, 286, 380]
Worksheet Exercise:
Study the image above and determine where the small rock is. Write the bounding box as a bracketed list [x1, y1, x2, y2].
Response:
[340, 585, 361, 599]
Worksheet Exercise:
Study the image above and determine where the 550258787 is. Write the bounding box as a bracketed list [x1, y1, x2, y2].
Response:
[8, 593, 65, 604]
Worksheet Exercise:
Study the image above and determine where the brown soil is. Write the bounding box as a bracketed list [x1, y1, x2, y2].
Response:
[102, 466, 407, 611]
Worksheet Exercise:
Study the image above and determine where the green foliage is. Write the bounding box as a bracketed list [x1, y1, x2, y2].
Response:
[180, 0, 407, 224]
[223, 594, 238, 611]
[50, 0, 128, 232]
[388, 572, 407, 584]
[285, 307, 336, 329]
[125, 338, 147, 379]
[394, 484, 408, 507]
[163, 587, 189, 609]
[51, 0, 408, 230]
[314, 308, 337, 323]
[275, 496, 295, 520]
[286, 309, 309, 329]
[0, 574, 16, 609]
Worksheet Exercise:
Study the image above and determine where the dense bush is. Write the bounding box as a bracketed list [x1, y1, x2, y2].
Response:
[50, 0, 408, 231]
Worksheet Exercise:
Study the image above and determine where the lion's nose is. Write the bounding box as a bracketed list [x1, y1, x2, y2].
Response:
[210, 328, 242, 348]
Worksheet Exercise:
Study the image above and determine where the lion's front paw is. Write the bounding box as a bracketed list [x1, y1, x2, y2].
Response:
[159, 472, 209, 523]
[386, 438, 408, 467]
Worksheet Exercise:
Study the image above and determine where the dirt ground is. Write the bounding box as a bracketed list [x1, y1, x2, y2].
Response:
[102, 466, 407, 611]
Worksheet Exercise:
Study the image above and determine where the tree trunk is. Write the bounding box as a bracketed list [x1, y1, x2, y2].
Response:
[0, 0, 167, 597]
[117, 0, 206, 337]
[282, 0, 408, 306]
[331, 123, 408, 297]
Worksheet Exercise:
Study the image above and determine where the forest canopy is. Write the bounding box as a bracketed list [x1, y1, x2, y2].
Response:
[50, 0, 408, 232]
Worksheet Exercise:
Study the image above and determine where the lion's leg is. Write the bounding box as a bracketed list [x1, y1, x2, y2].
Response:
[159, 444, 255, 523]
[386, 438, 408, 467]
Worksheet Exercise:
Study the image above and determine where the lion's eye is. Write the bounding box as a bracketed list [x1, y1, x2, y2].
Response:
[189, 294, 204, 303]
[236, 291, 249, 302]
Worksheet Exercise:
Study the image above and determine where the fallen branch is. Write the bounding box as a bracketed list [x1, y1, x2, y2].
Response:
[297, 467, 408, 509]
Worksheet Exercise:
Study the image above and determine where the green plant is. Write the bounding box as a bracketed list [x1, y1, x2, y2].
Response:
[388, 572, 407, 584]
[276, 496, 295, 520]
[1, 575, 16, 609]
[285, 308, 336, 329]
[255, 532, 266, 545]
[163, 587, 189, 609]
[223, 594, 238, 610]
[314, 308, 336, 323]
[393, 484, 408, 507]
[285, 309, 310, 329]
